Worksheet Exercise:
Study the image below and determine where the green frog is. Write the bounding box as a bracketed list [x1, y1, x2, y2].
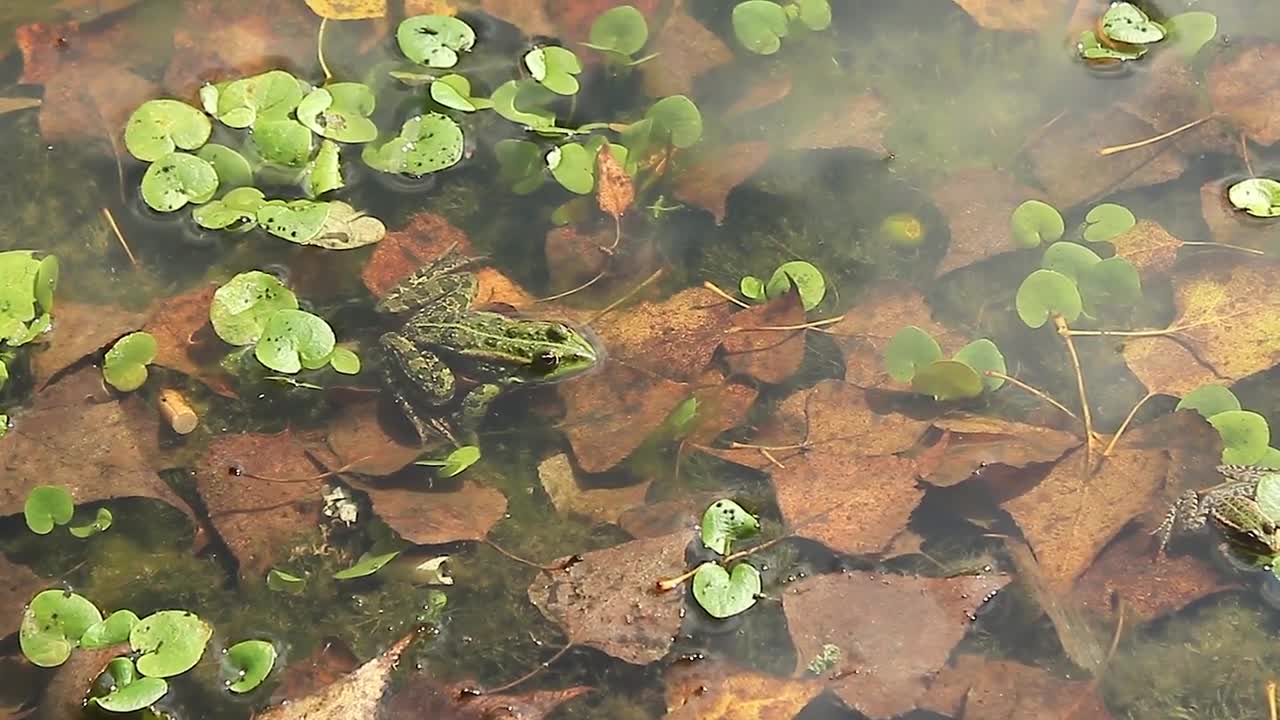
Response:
[1154, 464, 1280, 556]
[376, 248, 600, 445]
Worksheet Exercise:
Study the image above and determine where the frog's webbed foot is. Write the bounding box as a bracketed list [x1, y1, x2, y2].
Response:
[1152, 488, 1201, 556]
[450, 383, 502, 445]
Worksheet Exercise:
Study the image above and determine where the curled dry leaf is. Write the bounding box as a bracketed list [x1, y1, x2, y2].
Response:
[664, 659, 823, 719]
[829, 280, 967, 387]
[920, 655, 1111, 720]
[931, 168, 1044, 277]
[527, 531, 687, 665]
[1208, 42, 1280, 146]
[595, 143, 633, 221]
[538, 453, 651, 525]
[30, 301, 145, 389]
[722, 291, 806, 385]
[0, 556, 44, 640]
[674, 141, 772, 224]
[947, 0, 1057, 31]
[783, 570, 1011, 719]
[256, 631, 416, 720]
[924, 415, 1079, 487]
[640, 0, 732, 98]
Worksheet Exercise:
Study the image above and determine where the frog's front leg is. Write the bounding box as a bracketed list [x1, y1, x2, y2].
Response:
[1153, 489, 1202, 555]
[381, 332, 457, 443]
[450, 383, 502, 445]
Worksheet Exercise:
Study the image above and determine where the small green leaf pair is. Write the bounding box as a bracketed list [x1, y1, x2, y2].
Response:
[103, 332, 157, 392]
[23, 485, 113, 538]
[414, 445, 481, 478]
[1016, 254, 1142, 328]
[692, 499, 763, 619]
[1011, 200, 1135, 248]
[739, 260, 827, 311]
[363, 114, 465, 177]
[1178, 384, 1280, 467]
[732, 0, 832, 56]
[884, 328, 1006, 401]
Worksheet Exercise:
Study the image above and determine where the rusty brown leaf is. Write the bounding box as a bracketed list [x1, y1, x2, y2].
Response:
[921, 655, 1112, 720]
[257, 631, 416, 720]
[527, 531, 687, 665]
[830, 280, 967, 388]
[586, 287, 736, 383]
[674, 141, 772, 224]
[321, 400, 423, 476]
[1105, 220, 1183, 279]
[640, 0, 732, 98]
[924, 415, 1079, 487]
[141, 284, 238, 398]
[40, 62, 157, 145]
[0, 557, 44, 641]
[451, 0, 553, 36]
[387, 679, 590, 720]
[543, 225, 610, 297]
[268, 638, 359, 706]
[784, 93, 889, 154]
[595, 142, 634, 222]
[561, 361, 691, 473]
[947, 0, 1057, 31]
[783, 570, 1011, 719]
[725, 66, 794, 117]
[1208, 42, 1280, 146]
[164, 0, 317, 93]
[617, 491, 722, 539]
[931, 168, 1044, 277]
[1120, 53, 1235, 159]
[722, 292, 806, 384]
[664, 660, 823, 719]
[30, 301, 145, 389]
[351, 475, 508, 546]
[538, 453, 650, 525]
[1200, 178, 1275, 252]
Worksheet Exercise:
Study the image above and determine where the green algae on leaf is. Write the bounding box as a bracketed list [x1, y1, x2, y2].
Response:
[647, 95, 703, 149]
[429, 73, 492, 112]
[303, 140, 344, 198]
[329, 346, 360, 374]
[334, 550, 400, 579]
[1011, 200, 1064, 248]
[1209, 410, 1270, 465]
[700, 499, 760, 556]
[210, 271, 299, 346]
[131, 610, 212, 678]
[1176, 384, 1241, 419]
[194, 187, 267, 231]
[1083, 203, 1137, 242]
[90, 658, 168, 713]
[297, 83, 378, 143]
[1228, 178, 1280, 218]
[362, 113, 464, 176]
[495, 139, 546, 194]
[1040, 241, 1101, 282]
[124, 99, 212, 162]
[733, 0, 790, 55]
[397, 15, 475, 68]
[70, 507, 114, 538]
[1101, 2, 1166, 45]
[911, 359, 984, 401]
[952, 338, 1007, 392]
[1077, 30, 1147, 61]
[140, 152, 219, 212]
[692, 562, 761, 619]
[884, 326, 943, 382]
[257, 200, 386, 249]
[525, 46, 582, 96]
[24, 485, 73, 534]
[1164, 12, 1217, 59]
[196, 144, 254, 190]
[765, 260, 826, 310]
[547, 143, 595, 194]
[20, 589, 102, 667]
[223, 639, 276, 693]
[585, 5, 649, 57]
[254, 309, 335, 374]
[1016, 269, 1082, 328]
[204, 70, 308, 129]
[81, 609, 140, 649]
[103, 331, 157, 392]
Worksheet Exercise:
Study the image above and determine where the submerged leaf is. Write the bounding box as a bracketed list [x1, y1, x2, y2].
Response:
[1164, 12, 1217, 59]
[1176, 384, 1240, 420]
[700, 499, 760, 555]
[733, 0, 790, 55]
[334, 551, 399, 579]
[952, 338, 1006, 391]
[884, 326, 943, 383]
[765, 260, 825, 310]
[1082, 203, 1136, 242]
[1209, 410, 1270, 465]
[911, 360, 983, 401]
[647, 95, 703, 148]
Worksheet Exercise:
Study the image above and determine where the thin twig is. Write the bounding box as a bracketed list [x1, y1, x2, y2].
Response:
[1182, 240, 1267, 256]
[482, 643, 573, 695]
[1101, 391, 1155, 458]
[535, 270, 607, 303]
[317, 17, 333, 81]
[1268, 680, 1277, 720]
[587, 268, 663, 324]
[101, 207, 137, 267]
[1098, 114, 1214, 156]
[726, 441, 811, 452]
[1242, 131, 1255, 178]
[1055, 316, 1095, 473]
[655, 536, 789, 592]
[985, 371, 1079, 423]
[727, 315, 844, 333]
[485, 540, 575, 572]
[702, 281, 751, 309]
[239, 455, 372, 483]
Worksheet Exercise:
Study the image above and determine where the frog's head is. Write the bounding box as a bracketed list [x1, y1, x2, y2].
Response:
[504, 320, 601, 384]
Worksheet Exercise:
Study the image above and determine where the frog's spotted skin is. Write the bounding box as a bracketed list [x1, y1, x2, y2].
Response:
[377, 248, 600, 444]
[1154, 464, 1280, 555]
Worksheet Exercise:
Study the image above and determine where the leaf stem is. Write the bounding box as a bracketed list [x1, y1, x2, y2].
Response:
[588, 268, 664, 324]
[1055, 316, 1095, 473]
[535, 270, 607, 303]
[1100, 391, 1155, 459]
[728, 315, 845, 333]
[101, 207, 137, 267]
[702, 281, 752, 309]
[317, 18, 333, 81]
[485, 540, 579, 572]
[984, 371, 1079, 423]
[655, 536, 788, 592]
[1097, 114, 1215, 156]
[481, 643, 573, 695]
[1181, 240, 1267, 256]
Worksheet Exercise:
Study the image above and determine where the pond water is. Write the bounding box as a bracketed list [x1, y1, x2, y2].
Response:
[4, 0, 1280, 718]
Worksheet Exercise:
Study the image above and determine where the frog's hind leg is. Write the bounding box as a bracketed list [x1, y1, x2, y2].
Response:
[381, 333, 456, 443]
[1152, 489, 1202, 556]
[451, 383, 502, 445]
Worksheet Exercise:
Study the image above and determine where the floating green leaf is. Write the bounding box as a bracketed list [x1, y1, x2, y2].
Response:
[1077, 30, 1147, 61]
[1101, 2, 1166, 45]
[24, 485, 73, 535]
[1176, 384, 1240, 420]
[647, 95, 703, 149]
[35, 254, 58, 314]
[911, 360, 984, 401]
[303, 140, 344, 198]
[362, 113, 464, 177]
[585, 5, 649, 57]
[257, 200, 386, 249]
[1083, 203, 1136, 242]
[397, 15, 476, 68]
[765, 260, 825, 310]
[210, 271, 299, 346]
[124, 99, 212, 162]
[334, 551, 400, 580]
[1011, 200, 1064, 248]
[952, 338, 1006, 392]
[733, 0, 790, 55]
[70, 508, 114, 539]
[20, 589, 102, 667]
[81, 609, 140, 649]
[700, 499, 760, 556]
[692, 562, 761, 619]
[266, 569, 306, 594]
[525, 46, 582, 96]
[883, 326, 942, 382]
[490, 80, 557, 130]
[1164, 11, 1217, 59]
[254, 309, 336, 374]
[130, 610, 212, 678]
[665, 396, 700, 439]
[1208, 410, 1270, 465]
[1257, 473, 1280, 523]
[546, 143, 594, 195]
[329, 347, 361, 375]
[796, 0, 833, 31]
[194, 187, 267, 231]
[103, 331, 157, 392]
[1040, 241, 1101, 282]
[223, 640, 276, 694]
[429, 73, 492, 112]
[1228, 178, 1280, 218]
[297, 83, 377, 143]
[205, 70, 307, 129]
[89, 658, 168, 713]
[740, 276, 766, 301]
[196, 144, 254, 191]
[1079, 256, 1142, 313]
[495, 139, 546, 195]
[1016, 269, 1082, 328]
[140, 152, 219, 212]
[442, 445, 480, 477]
[252, 117, 313, 167]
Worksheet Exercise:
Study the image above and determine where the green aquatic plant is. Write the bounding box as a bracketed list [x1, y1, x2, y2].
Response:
[884, 328, 1006, 401]
[524, 46, 583, 96]
[210, 271, 298, 346]
[89, 657, 168, 712]
[1101, 2, 1166, 45]
[1163, 11, 1217, 59]
[194, 187, 267, 231]
[257, 199, 385, 249]
[805, 644, 841, 675]
[80, 609, 140, 649]
[254, 309, 335, 375]
[266, 568, 307, 594]
[415, 445, 481, 478]
[1177, 384, 1280, 467]
[1015, 269, 1082, 327]
[70, 508, 114, 538]
[1010, 200, 1064, 248]
[689, 498, 763, 619]
[20, 589, 102, 667]
[23, 485, 73, 535]
[397, 14, 476, 68]
[0, 250, 57, 348]
[196, 143, 254, 190]
[1076, 30, 1147, 61]
[701, 499, 760, 556]
[296, 83, 377, 143]
[201, 70, 307, 129]
[429, 74, 492, 112]
[223, 639, 277, 693]
[302, 139, 343, 198]
[131, 610, 212, 677]
[732, 0, 832, 55]
[140, 152, 219, 212]
[334, 550, 400, 580]
[1176, 383, 1241, 419]
[739, 259, 827, 310]
[362, 113, 465, 177]
[1228, 178, 1280, 218]
[124, 99, 212, 162]
[1081, 203, 1136, 242]
[583, 5, 650, 63]
[103, 331, 157, 392]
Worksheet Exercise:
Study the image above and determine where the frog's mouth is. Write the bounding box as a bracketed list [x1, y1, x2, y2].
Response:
[545, 323, 606, 383]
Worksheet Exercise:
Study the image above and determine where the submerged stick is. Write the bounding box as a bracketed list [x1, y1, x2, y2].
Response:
[101, 207, 137, 266]
[985, 371, 1080, 424]
[654, 536, 788, 592]
[481, 643, 573, 695]
[1098, 114, 1215, 156]
[1055, 316, 1095, 473]
[588, 267, 664, 324]
[701, 281, 751, 309]
[158, 389, 198, 435]
[1101, 391, 1155, 459]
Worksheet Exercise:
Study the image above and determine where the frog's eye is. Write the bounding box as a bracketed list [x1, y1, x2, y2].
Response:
[532, 351, 560, 373]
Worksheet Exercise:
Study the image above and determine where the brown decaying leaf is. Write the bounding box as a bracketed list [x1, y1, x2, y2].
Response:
[39, 62, 157, 145]
[350, 476, 508, 546]
[1208, 42, 1280, 146]
[30, 301, 145, 389]
[830, 280, 967, 388]
[722, 292, 806, 385]
[931, 168, 1044, 277]
[561, 361, 691, 473]
[303, 0, 385, 20]
[685, 368, 758, 445]
[617, 491, 722, 539]
[0, 653, 42, 715]
[322, 400, 423, 476]
[538, 453, 650, 525]
[386, 679, 590, 720]
[1123, 256, 1280, 396]
[924, 415, 1079, 487]
[640, 0, 732, 98]
[1106, 220, 1182, 279]
[269, 638, 360, 707]
[783, 570, 1011, 719]
[141, 284, 239, 398]
[920, 655, 1112, 720]
[1199, 179, 1274, 252]
[195, 432, 326, 580]
[784, 93, 889, 155]
[664, 660, 823, 719]
[256, 631, 416, 720]
[543, 225, 610, 295]
[674, 141, 772, 224]
[1121, 52, 1235, 158]
[164, 0, 317, 94]
[0, 367, 195, 527]
[585, 287, 736, 383]
[39, 643, 129, 720]
[725, 66, 794, 117]
[452, 0, 553, 37]
[0, 557, 44, 641]
[947, 0, 1056, 31]
[543, 0, 661, 45]
[527, 531, 687, 665]
[595, 142, 634, 221]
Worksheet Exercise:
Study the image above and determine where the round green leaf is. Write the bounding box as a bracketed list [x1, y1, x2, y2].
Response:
[210, 271, 298, 346]
[1255, 473, 1280, 522]
[1208, 410, 1270, 465]
[258, 200, 386, 249]
[329, 347, 361, 375]
[208, 70, 307, 129]
[1016, 269, 1083, 328]
[733, 0, 790, 55]
[700, 499, 760, 556]
[495, 139, 546, 195]
[254, 309, 336, 374]
[1083, 203, 1136, 242]
[303, 140, 344, 198]
[796, 0, 832, 30]
[362, 113, 464, 176]
[587, 5, 649, 56]
[647, 95, 703, 149]
[69, 508, 114, 539]
[90, 659, 168, 713]
[81, 609, 140, 649]
[334, 551, 400, 580]
[223, 640, 276, 694]
[35, 254, 58, 314]
[952, 338, 1006, 392]
[429, 73, 489, 112]
[1079, 256, 1142, 312]
[547, 143, 595, 195]
[1011, 200, 1064, 248]
[1176, 384, 1240, 419]
[1077, 30, 1147, 61]
[24, 485, 73, 535]
[1164, 11, 1217, 59]
[196, 144, 254, 191]
[740, 276, 766, 301]
[1228, 178, 1280, 218]
[911, 360, 984, 401]
[266, 569, 306, 594]
[252, 117, 314, 167]
[397, 15, 476, 68]
[297, 84, 378, 143]
[124, 99, 212, 162]
[103, 331, 157, 392]
[20, 589, 102, 667]
[140, 152, 219, 212]
[440, 445, 480, 478]
[765, 260, 825, 310]
[1101, 2, 1166, 45]
[1258, 447, 1280, 470]
[883, 326, 943, 383]
[194, 187, 267, 231]
[1040, 241, 1101, 283]
[692, 562, 761, 619]
[490, 79, 557, 130]
[130, 610, 212, 678]
[525, 46, 582, 96]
